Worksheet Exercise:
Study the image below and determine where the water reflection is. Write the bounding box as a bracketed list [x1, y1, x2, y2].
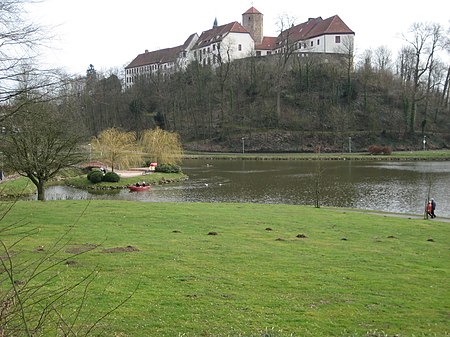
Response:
[42, 159, 450, 217]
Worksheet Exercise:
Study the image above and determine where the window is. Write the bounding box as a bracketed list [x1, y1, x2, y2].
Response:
[335, 36, 341, 43]
[317, 39, 320, 45]
[256, 51, 261, 56]
[267, 51, 272, 55]
[238, 44, 242, 51]
[213, 44, 216, 51]
[310, 41, 313, 47]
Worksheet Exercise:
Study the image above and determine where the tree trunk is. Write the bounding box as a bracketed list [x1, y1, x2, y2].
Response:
[37, 181, 45, 201]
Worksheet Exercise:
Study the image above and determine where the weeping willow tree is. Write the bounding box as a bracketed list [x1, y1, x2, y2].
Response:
[91, 128, 142, 171]
[140, 128, 183, 165]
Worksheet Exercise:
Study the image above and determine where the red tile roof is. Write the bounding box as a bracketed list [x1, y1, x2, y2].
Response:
[305, 15, 354, 38]
[256, 36, 277, 50]
[195, 21, 250, 48]
[277, 15, 354, 45]
[126, 34, 197, 69]
[243, 6, 261, 15]
[125, 47, 180, 69]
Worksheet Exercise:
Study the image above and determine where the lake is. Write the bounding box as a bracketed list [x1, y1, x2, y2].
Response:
[42, 159, 450, 218]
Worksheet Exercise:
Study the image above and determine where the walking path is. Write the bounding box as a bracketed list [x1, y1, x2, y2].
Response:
[335, 208, 450, 222]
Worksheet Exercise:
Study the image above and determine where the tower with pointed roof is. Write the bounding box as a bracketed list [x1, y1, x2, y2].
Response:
[242, 7, 263, 45]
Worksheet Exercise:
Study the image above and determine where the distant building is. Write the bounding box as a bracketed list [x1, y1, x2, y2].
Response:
[125, 7, 355, 88]
[273, 15, 354, 55]
[192, 21, 254, 67]
[125, 34, 198, 88]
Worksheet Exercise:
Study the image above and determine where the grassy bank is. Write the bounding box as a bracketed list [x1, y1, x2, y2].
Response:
[66, 172, 187, 190]
[0, 172, 187, 198]
[184, 149, 450, 161]
[0, 176, 36, 197]
[1, 201, 448, 336]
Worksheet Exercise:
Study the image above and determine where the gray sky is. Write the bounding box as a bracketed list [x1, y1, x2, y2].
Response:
[27, 0, 450, 75]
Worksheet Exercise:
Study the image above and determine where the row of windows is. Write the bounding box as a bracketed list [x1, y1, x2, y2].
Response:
[193, 42, 221, 59]
[126, 35, 345, 80]
[125, 71, 172, 84]
[126, 62, 177, 75]
[293, 36, 341, 51]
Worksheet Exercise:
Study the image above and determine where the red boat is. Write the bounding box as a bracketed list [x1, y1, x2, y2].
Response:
[127, 185, 151, 192]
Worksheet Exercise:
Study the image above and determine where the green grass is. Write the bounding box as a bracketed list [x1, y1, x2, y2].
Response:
[0, 201, 448, 336]
[0, 176, 36, 197]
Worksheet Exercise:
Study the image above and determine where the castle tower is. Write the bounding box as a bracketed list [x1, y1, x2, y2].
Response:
[242, 7, 263, 44]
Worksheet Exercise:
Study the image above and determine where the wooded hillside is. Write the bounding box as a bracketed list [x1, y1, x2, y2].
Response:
[61, 23, 450, 153]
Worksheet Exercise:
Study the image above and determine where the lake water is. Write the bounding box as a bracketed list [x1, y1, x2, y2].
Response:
[44, 159, 450, 217]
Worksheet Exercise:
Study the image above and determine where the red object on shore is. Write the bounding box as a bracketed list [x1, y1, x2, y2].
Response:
[127, 185, 151, 192]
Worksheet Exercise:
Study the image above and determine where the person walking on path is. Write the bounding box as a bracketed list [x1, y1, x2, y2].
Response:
[431, 198, 436, 218]
[426, 201, 433, 218]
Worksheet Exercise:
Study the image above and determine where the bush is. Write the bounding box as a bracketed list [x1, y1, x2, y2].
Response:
[87, 170, 95, 180]
[88, 170, 104, 184]
[102, 171, 120, 182]
[368, 145, 392, 155]
[155, 163, 182, 173]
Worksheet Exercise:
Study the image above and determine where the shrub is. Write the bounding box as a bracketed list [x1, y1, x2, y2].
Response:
[368, 145, 392, 155]
[88, 170, 104, 184]
[102, 171, 120, 182]
[155, 163, 182, 173]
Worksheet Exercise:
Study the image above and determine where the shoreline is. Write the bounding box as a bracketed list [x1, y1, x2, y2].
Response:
[183, 150, 450, 161]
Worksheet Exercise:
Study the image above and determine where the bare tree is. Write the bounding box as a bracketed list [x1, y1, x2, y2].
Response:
[273, 14, 297, 119]
[374, 46, 393, 72]
[0, 0, 60, 121]
[1, 101, 85, 200]
[402, 22, 445, 134]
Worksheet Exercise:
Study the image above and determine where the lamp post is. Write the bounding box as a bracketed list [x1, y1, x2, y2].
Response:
[423, 136, 426, 151]
[241, 137, 245, 154]
[348, 136, 352, 153]
[88, 143, 92, 162]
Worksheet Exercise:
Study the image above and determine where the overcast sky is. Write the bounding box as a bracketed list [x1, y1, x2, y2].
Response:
[26, 0, 450, 76]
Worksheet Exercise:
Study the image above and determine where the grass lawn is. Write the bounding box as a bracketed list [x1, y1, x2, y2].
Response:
[0, 201, 448, 336]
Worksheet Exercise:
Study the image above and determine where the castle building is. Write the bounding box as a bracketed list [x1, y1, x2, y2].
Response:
[125, 7, 354, 88]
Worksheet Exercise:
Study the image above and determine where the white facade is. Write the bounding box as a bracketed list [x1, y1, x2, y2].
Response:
[274, 34, 354, 55]
[191, 32, 254, 66]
